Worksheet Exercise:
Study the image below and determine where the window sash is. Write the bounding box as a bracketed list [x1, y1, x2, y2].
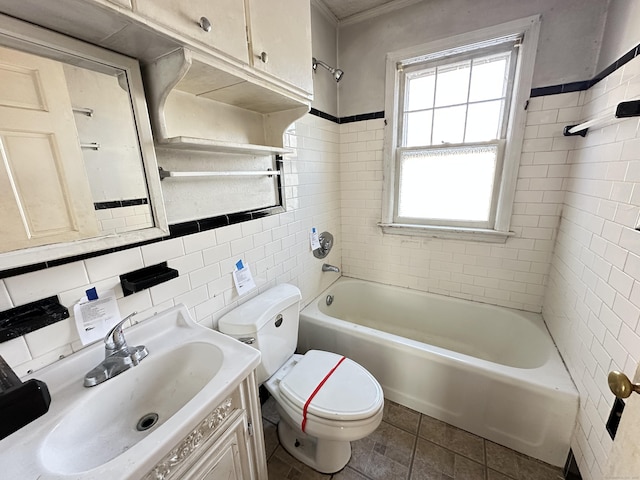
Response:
[393, 42, 517, 229]
[394, 141, 505, 229]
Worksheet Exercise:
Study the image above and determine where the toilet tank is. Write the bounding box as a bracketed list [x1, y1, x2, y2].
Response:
[218, 284, 302, 384]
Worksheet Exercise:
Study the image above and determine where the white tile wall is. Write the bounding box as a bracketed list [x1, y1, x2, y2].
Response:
[0, 114, 341, 378]
[337, 73, 640, 478]
[338, 100, 576, 312]
[96, 204, 153, 235]
[543, 54, 640, 480]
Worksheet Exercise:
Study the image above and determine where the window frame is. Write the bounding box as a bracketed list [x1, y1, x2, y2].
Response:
[380, 16, 541, 243]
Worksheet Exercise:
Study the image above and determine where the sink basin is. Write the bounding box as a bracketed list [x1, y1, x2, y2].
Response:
[41, 342, 224, 474]
[0, 304, 260, 479]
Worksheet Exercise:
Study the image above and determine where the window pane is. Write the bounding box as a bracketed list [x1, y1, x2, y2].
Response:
[404, 110, 433, 147]
[434, 60, 470, 107]
[465, 100, 503, 142]
[432, 105, 465, 144]
[469, 53, 509, 102]
[397, 145, 497, 222]
[406, 71, 435, 111]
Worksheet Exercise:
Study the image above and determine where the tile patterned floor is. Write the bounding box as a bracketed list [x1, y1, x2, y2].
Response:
[261, 397, 565, 480]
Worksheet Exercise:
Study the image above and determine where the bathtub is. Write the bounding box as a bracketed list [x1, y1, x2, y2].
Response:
[298, 277, 578, 467]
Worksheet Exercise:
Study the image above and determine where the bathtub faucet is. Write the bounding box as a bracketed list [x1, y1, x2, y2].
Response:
[322, 263, 340, 273]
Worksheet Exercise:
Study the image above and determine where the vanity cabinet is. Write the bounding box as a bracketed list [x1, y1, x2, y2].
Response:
[181, 412, 251, 480]
[246, 0, 313, 95]
[134, 0, 249, 64]
[145, 371, 267, 480]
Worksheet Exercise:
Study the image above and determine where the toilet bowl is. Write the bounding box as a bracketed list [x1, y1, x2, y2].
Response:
[218, 284, 384, 473]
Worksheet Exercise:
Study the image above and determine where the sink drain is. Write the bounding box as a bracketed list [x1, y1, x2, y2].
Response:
[136, 413, 159, 432]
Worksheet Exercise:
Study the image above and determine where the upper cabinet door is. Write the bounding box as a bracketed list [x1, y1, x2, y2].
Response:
[135, 0, 249, 63]
[246, 0, 313, 94]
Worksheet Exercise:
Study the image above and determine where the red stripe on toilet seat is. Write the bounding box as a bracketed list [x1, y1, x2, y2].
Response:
[301, 355, 346, 433]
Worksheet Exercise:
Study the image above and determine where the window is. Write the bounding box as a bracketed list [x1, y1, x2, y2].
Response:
[381, 17, 540, 242]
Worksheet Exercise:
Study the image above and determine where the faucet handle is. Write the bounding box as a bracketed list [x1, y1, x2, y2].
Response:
[104, 311, 137, 351]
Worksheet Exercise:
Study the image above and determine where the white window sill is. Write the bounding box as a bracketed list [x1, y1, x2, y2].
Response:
[378, 223, 515, 243]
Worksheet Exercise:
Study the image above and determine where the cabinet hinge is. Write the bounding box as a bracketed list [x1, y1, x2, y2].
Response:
[247, 420, 254, 437]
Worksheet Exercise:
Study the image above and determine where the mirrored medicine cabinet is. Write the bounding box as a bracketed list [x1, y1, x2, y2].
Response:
[0, 13, 168, 272]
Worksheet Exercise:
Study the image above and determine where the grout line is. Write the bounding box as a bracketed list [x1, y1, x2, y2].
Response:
[406, 413, 422, 480]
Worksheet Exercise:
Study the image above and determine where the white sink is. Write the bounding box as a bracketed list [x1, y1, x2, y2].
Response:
[0, 304, 260, 479]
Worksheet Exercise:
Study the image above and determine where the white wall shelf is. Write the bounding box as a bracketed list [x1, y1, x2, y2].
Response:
[144, 48, 309, 156]
[155, 136, 291, 156]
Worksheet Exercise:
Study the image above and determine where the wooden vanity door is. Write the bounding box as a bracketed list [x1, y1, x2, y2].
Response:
[181, 412, 252, 480]
[0, 45, 98, 253]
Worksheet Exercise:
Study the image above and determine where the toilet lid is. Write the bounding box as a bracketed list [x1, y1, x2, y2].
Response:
[279, 350, 383, 421]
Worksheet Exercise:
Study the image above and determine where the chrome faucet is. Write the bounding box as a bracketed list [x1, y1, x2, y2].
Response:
[83, 312, 148, 387]
[322, 263, 340, 273]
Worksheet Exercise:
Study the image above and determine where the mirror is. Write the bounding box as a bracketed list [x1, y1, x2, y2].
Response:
[0, 14, 168, 271]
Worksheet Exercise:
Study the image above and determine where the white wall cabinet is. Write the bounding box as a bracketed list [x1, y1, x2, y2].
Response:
[0, 0, 313, 155]
[134, 0, 249, 64]
[139, 0, 312, 153]
[246, 0, 313, 95]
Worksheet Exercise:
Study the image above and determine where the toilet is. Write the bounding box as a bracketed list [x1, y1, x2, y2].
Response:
[218, 284, 384, 474]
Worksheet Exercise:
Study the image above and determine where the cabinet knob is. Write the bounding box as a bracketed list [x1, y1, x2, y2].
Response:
[259, 51, 268, 64]
[199, 16, 212, 33]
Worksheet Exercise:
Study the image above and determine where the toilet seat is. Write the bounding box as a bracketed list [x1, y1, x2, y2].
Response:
[279, 350, 383, 422]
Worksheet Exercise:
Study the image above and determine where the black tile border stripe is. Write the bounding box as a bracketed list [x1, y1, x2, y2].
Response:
[309, 107, 339, 123]
[531, 42, 640, 98]
[309, 108, 385, 124]
[94, 198, 148, 210]
[340, 111, 385, 124]
[530, 81, 591, 97]
[1, 155, 287, 280]
[311, 42, 640, 122]
[0, 205, 285, 280]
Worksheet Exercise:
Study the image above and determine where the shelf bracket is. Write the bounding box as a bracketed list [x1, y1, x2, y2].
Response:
[142, 48, 192, 141]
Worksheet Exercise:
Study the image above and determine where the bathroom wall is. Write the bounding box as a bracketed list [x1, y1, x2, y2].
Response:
[336, 6, 595, 313]
[336, 3, 640, 476]
[0, 5, 343, 377]
[596, 0, 640, 73]
[541, 8, 640, 480]
[337, 0, 608, 117]
[339, 94, 579, 312]
[0, 113, 341, 377]
[310, 0, 338, 117]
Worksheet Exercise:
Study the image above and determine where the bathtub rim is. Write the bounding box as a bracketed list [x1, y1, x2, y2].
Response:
[300, 277, 578, 398]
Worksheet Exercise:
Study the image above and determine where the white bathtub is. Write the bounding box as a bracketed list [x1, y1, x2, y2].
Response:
[298, 277, 578, 467]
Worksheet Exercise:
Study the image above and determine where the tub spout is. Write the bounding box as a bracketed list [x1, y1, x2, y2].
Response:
[322, 263, 340, 273]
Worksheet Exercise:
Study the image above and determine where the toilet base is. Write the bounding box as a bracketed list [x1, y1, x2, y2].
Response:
[277, 419, 351, 474]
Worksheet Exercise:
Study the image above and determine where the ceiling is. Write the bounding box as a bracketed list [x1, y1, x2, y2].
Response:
[319, 0, 410, 21]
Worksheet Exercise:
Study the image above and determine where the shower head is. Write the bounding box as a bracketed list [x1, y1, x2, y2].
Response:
[312, 57, 344, 83]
